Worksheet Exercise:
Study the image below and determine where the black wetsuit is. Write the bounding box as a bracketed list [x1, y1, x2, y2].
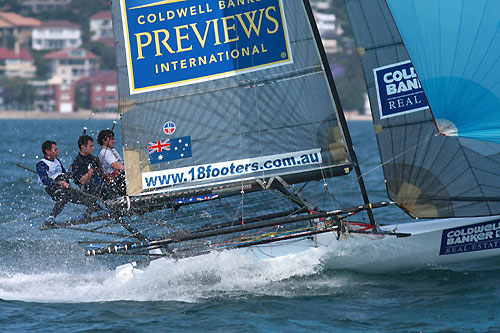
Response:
[71, 153, 110, 200]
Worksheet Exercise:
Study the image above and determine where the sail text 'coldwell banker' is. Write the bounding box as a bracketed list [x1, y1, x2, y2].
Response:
[373, 60, 428, 119]
[120, 0, 292, 93]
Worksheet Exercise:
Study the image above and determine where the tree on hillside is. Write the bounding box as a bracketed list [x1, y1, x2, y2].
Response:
[0, 77, 36, 108]
[69, 0, 110, 43]
[88, 41, 116, 70]
[32, 50, 50, 79]
[0, 0, 23, 12]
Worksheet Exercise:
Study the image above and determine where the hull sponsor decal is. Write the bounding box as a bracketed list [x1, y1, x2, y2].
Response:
[440, 220, 500, 255]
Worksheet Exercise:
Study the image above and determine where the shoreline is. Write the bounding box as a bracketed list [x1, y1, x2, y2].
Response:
[0, 110, 372, 121]
[0, 110, 120, 120]
[343, 111, 372, 121]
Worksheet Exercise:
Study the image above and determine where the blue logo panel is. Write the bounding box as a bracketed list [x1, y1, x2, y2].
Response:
[440, 220, 500, 255]
[120, 0, 292, 93]
[373, 60, 428, 119]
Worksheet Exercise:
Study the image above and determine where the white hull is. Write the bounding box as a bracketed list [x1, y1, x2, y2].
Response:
[116, 215, 500, 279]
[236, 215, 500, 273]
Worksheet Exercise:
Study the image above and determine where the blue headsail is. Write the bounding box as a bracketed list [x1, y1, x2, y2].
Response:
[386, 0, 500, 143]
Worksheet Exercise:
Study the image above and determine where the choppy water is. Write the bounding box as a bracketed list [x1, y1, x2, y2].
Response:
[1, 119, 500, 332]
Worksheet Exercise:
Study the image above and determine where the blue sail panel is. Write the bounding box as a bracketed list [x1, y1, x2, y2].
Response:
[386, 0, 500, 143]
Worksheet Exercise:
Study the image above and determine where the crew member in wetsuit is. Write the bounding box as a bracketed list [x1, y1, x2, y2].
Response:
[36, 140, 99, 226]
[97, 129, 126, 197]
[71, 135, 110, 200]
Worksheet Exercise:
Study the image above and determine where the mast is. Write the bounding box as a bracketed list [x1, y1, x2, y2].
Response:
[302, 0, 375, 225]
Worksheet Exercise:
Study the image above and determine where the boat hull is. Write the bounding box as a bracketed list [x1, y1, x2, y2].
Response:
[116, 215, 500, 278]
[238, 215, 500, 273]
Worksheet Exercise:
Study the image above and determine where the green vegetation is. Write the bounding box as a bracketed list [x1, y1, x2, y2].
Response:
[87, 41, 116, 70]
[0, 77, 36, 108]
[32, 50, 50, 79]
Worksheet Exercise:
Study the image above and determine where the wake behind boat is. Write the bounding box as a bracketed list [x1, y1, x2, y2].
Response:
[38, 0, 500, 273]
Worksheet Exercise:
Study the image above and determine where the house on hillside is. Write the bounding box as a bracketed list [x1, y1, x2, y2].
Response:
[309, 0, 343, 54]
[31, 77, 75, 113]
[44, 47, 100, 84]
[19, 0, 71, 13]
[0, 12, 41, 50]
[77, 70, 118, 111]
[0, 47, 36, 78]
[32, 20, 82, 50]
[90, 11, 114, 46]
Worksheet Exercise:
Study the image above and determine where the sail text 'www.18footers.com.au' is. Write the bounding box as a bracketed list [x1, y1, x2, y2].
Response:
[142, 149, 322, 190]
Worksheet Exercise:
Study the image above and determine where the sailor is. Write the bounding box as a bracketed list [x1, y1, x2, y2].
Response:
[97, 129, 126, 197]
[71, 135, 110, 200]
[36, 140, 99, 227]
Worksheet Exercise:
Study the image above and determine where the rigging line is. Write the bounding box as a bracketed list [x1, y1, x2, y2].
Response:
[95, 120, 120, 195]
[89, 219, 123, 231]
[281, 187, 345, 224]
[240, 187, 245, 225]
[278, 183, 321, 212]
[97, 212, 179, 245]
[317, 162, 347, 210]
[52, 225, 127, 237]
[84, 69, 118, 121]
[80, 69, 120, 195]
[216, 196, 244, 226]
[354, 131, 435, 182]
[373, 118, 435, 130]
[319, 133, 434, 213]
[137, 211, 180, 231]
[323, 180, 352, 211]
[305, 0, 375, 225]
[418, 134, 462, 197]
[130, 209, 195, 236]
[358, 151, 382, 166]
[447, 139, 494, 212]
[234, 21, 246, 227]
[275, 188, 320, 218]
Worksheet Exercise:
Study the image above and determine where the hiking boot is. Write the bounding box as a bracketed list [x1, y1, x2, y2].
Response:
[40, 216, 57, 230]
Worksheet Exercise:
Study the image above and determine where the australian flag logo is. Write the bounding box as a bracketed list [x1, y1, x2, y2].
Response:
[148, 136, 192, 164]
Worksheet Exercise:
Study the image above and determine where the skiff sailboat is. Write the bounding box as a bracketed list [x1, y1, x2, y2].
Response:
[40, 0, 500, 273]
